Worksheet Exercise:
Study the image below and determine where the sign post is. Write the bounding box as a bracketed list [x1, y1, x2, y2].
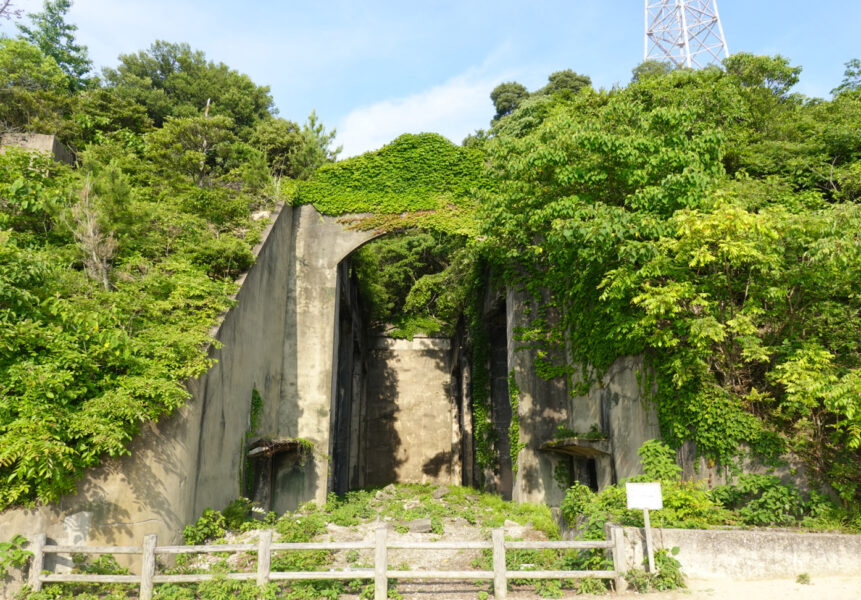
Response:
[625, 482, 662, 572]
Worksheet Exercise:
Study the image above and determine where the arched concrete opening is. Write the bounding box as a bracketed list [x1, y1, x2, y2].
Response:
[327, 234, 468, 495]
[0, 201, 663, 561]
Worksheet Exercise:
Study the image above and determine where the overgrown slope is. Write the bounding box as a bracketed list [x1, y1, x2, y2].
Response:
[0, 11, 341, 508]
[479, 56, 861, 501]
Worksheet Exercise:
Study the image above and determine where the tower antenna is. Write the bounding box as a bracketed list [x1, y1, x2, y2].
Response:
[645, 0, 729, 68]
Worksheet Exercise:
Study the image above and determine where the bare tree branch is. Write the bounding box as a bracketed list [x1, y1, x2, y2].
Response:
[0, 0, 24, 21]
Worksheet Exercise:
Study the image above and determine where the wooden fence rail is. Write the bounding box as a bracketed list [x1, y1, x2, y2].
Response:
[29, 523, 625, 600]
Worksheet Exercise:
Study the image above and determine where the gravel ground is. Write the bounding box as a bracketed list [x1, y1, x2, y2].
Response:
[337, 575, 861, 599]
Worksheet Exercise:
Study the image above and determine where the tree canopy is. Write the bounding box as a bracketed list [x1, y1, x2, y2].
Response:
[479, 55, 861, 503]
[17, 0, 92, 91]
[490, 69, 593, 124]
[0, 9, 340, 507]
[102, 40, 275, 138]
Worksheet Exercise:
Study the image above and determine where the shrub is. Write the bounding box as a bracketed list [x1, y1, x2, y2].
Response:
[183, 508, 226, 545]
[191, 234, 255, 279]
[638, 439, 682, 482]
[710, 473, 805, 526]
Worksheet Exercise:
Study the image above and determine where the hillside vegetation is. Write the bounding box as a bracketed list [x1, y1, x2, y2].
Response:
[0, 2, 339, 507]
[0, 0, 858, 517]
[477, 56, 861, 504]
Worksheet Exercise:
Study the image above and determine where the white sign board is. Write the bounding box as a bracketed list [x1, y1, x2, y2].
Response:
[626, 482, 663, 510]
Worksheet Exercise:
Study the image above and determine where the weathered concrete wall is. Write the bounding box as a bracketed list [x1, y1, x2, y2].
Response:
[276, 207, 378, 511]
[507, 287, 661, 506]
[0, 203, 297, 596]
[0, 205, 380, 597]
[619, 527, 861, 579]
[507, 288, 568, 506]
[1, 133, 75, 164]
[361, 337, 458, 488]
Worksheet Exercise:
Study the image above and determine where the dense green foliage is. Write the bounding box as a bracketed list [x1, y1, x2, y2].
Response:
[480, 55, 861, 501]
[560, 440, 860, 533]
[0, 534, 30, 577]
[0, 6, 340, 509]
[295, 132, 486, 232]
[489, 69, 592, 122]
[17, 0, 93, 91]
[102, 40, 273, 137]
[466, 262, 497, 474]
[351, 231, 472, 337]
[0, 144, 249, 507]
[1, 2, 858, 516]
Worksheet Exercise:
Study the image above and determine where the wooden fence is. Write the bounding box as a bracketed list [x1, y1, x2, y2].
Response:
[29, 523, 625, 600]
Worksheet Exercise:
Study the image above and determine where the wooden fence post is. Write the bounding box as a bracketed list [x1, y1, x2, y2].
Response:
[256, 529, 272, 588]
[374, 526, 388, 600]
[139, 534, 157, 600]
[606, 523, 627, 593]
[29, 533, 46, 592]
[492, 528, 506, 600]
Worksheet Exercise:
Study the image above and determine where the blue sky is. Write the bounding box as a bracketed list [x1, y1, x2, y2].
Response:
[2, 1, 860, 156]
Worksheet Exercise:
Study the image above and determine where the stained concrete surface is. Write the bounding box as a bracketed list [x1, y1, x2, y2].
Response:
[361, 337, 458, 488]
[0, 133, 75, 164]
[620, 526, 861, 579]
[506, 287, 661, 506]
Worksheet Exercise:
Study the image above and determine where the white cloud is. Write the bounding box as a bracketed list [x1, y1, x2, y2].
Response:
[335, 68, 500, 158]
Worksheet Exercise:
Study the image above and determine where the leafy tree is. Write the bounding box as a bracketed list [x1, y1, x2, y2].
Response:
[480, 57, 861, 499]
[250, 117, 303, 176]
[833, 58, 861, 95]
[631, 60, 674, 82]
[352, 231, 469, 337]
[64, 87, 154, 148]
[723, 52, 801, 96]
[461, 128, 489, 148]
[249, 113, 339, 180]
[16, 0, 92, 91]
[145, 115, 237, 186]
[490, 81, 529, 122]
[538, 69, 591, 97]
[0, 146, 72, 234]
[288, 111, 341, 180]
[0, 38, 68, 131]
[103, 41, 274, 137]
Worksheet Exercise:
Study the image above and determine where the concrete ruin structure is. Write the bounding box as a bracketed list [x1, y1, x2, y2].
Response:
[0, 133, 75, 164]
[0, 202, 660, 552]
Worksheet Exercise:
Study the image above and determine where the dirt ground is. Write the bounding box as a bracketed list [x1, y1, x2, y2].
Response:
[354, 575, 861, 599]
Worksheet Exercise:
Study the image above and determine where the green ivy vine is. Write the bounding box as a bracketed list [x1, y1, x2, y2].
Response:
[467, 263, 496, 476]
[507, 370, 526, 475]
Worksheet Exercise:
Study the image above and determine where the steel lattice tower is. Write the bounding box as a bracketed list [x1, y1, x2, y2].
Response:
[645, 0, 729, 68]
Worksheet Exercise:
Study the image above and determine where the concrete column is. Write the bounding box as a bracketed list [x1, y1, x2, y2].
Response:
[507, 287, 569, 506]
[281, 206, 378, 507]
